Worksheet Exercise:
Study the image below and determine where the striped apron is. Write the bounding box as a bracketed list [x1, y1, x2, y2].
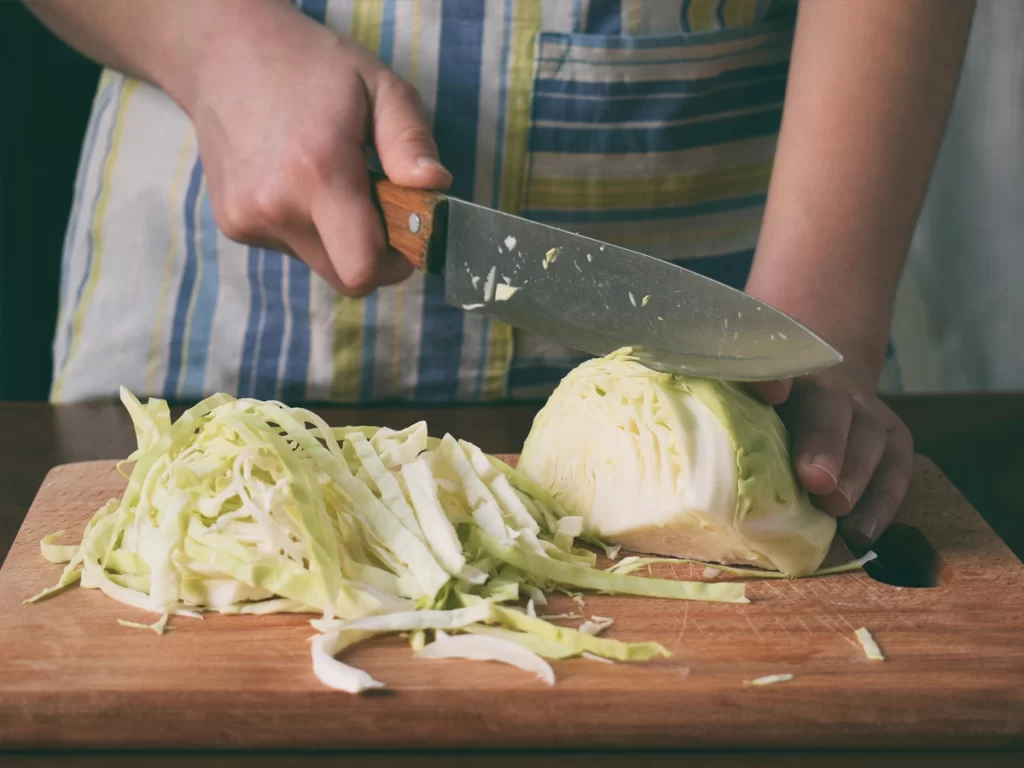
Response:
[51, 0, 820, 404]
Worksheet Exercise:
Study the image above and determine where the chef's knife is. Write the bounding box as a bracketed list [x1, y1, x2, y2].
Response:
[372, 178, 841, 381]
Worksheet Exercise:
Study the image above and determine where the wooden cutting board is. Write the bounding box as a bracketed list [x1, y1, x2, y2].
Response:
[1, 457, 1022, 751]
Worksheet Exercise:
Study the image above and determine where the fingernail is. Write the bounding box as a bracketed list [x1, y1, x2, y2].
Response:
[809, 455, 838, 485]
[416, 156, 448, 173]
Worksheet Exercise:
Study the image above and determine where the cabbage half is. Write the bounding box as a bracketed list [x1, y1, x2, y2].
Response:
[517, 349, 836, 576]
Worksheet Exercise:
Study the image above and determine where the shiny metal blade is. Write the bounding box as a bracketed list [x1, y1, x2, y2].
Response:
[443, 200, 841, 381]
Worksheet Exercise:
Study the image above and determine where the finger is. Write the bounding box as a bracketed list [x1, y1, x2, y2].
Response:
[285, 224, 348, 294]
[370, 71, 452, 189]
[784, 385, 852, 497]
[311, 161, 413, 296]
[840, 424, 914, 548]
[748, 379, 793, 406]
[814, 408, 887, 518]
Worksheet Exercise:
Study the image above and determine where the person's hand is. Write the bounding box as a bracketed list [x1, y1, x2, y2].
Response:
[749, 358, 913, 550]
[185, 2, 451, 295]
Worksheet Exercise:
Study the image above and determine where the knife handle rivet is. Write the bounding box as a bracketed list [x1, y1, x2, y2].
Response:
[408, 213, 421, 234]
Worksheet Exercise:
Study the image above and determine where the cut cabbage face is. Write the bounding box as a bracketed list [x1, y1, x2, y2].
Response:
[29, 386, 748, 693]
[517, 349, 837, 576]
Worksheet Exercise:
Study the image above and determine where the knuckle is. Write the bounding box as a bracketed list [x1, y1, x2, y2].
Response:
[215, 193, 254, 242]
[337, 258, 379, 296]
[247, 184, 293, 230]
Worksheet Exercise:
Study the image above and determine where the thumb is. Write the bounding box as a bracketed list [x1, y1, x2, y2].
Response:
[371, 71, 452, 190]
[747, 378, 793, 406]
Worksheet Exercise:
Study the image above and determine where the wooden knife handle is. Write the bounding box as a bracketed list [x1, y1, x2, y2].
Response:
[371, 176, 449, 275]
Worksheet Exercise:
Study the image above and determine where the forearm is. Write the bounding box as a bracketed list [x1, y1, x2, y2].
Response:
[23, 0, 295, 112]
[746, 0, 974, 381]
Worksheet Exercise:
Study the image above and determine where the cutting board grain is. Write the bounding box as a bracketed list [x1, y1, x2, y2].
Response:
[1, 457, 1022, 750]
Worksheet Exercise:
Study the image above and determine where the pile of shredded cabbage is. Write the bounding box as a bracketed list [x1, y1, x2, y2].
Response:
[28, 388, 749, 692]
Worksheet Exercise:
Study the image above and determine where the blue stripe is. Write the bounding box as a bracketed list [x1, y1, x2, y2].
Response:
[534, 60, 790, 97]
[252, 250, 286, 400]
[715, 0, 727, 30]
[379, 0, 397, 62]
[533, 76, 786, 124]
[571, 0, 585, 32]
[179, 181, 221, 397]
[162, 158, 204, 397]
[531, 105, 783, 154]
[238, 249, 263, 398]
[670, 248, 755, 292]
[508, 359, 588, 391]
[524, 193, 767, 223]
[56, 80, 122, 379]
[680, 0, 693, 32]
[416, 0, 485, 401]
[584, 0, 622, 34]
[297, 0, 328, 22]
[281, 258, 311, 403]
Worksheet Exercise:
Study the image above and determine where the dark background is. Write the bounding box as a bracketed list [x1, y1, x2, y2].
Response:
[0, 2, 100, 400]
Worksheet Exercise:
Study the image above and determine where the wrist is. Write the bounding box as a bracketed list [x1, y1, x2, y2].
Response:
[163, 0, 300, 115]
[745, 270, 892, 384]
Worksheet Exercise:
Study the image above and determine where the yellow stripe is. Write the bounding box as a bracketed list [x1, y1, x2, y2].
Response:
[724, 0, 759, 28]
[391, 0, 422, 394]
[499, 0, 542, 215]
[52, 79, 138, 400]
[526, 160, 774, 211]
[628, 0, 644, 34]
[688, 0, 718, 32]
[330, 297, 365, 402]
[485, 0, 543, 400]
[351, 0, 384, 53]
[331, 1, 386, 402]
[145, 131, 197, 393]
[410, 0, 422, 85]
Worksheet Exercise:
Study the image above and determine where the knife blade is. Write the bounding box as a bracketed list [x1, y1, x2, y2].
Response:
[373, 178, 841, 381]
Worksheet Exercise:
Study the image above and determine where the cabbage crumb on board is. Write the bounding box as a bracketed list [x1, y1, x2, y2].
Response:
[745, 673, 794, 687]
[855, 627, 886, 661]
[27, 387, 751, 693]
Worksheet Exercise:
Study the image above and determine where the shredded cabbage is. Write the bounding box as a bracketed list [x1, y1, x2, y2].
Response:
[28, 387, 749, 691]
[607, 550, 878, 580]
[415, 631, 555, 685]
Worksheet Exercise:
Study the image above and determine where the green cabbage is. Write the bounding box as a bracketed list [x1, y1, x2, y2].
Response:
[29, 386, 747, 692]
[517, 348, 837, 576]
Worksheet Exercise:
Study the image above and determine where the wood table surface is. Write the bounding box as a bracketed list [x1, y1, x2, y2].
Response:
[2, 394, 1023, 766]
